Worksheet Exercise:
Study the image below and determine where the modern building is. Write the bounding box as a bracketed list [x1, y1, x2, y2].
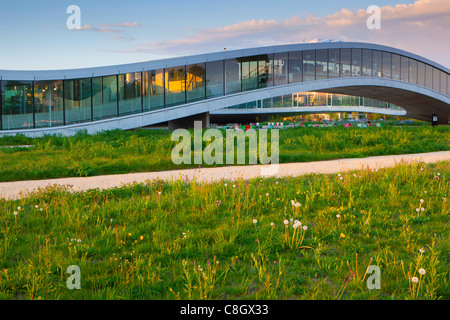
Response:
[0, 42, 448, 136]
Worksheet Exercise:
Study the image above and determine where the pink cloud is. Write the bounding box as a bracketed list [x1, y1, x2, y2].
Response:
[121, 0, 450, 67]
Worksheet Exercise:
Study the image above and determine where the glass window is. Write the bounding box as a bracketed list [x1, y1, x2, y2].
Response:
[440, 71, 447, 95]
[409, 59, 418, 84]
[165, 66, 186, 107]
[206, 61, 224, 99]
[225, 59, 241, 95]
[288, 51, 302, 83]
[303, 50, 315, 81]
[119, 72, 142, 116]
[417, 62, 426, 87]
[448, 74, 450, 96]
[316, 49, 328, 80]
[382, 52, 392, 79]
[432, 68, 440, 92]
[391, 54, 401, 80]
[372, 50, 382, 77]
[241, 57, 258, 91]
[34, 80, 64, 128]
[1, 80, 34, 130]
[64, 78, 92, 124]
[186, 63, 205, 102]
[328, 49, 340, 78]
[273, 52, 288, 86]
[400, 56, 409, 82]
[93, 75, 118, 120]
[143, 69, 164, 111]
[340, 48, 351, 78]
[425, 65, 433, 90]
[351, 49, 361, 77]
[362, 49, 372, 77]
[258, 54, 273, 88]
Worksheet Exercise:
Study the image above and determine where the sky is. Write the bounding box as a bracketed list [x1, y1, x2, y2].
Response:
[0, 0, 448, 70]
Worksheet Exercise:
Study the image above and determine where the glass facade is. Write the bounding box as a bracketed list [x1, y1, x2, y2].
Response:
[288, 51, 303, 83]
[64, 78, 92, 124]
[382, 52, 392, 79]
[186, 63, 206, 103]
[143, 69, 164, 111]
[362, 49, 372, 77]
[165, 66, 186, 107]
[225, 59, 241, 95]
[93, 75, 118, 120]
[34, 80, 64, 127]
[273, 53, 288, 86]
[241, 57, 258, 91]
[316, 49, 328, 80]
[0, 46, 448, 131]
[340, 48, 351, 78]
[2, 81, 34, 130]
[258, 54, 272, 88]
[328, 49, 340, 78]
[303, 50, 316, 81]
[391, 54, 401, 81]
[372, 50, 382, 77]
[227, 91, 403, 110]
[351, 49, 361, 77]
[205, 61, 224, 99]
[119, 73, 142, 116]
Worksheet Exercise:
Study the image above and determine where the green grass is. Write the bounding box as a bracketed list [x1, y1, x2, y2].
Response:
[0, 160, 448, 300]
[0, 125, 448, 182]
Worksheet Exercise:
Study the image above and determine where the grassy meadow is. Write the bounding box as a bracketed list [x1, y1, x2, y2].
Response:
[0, 160, 448, 300]
[0, 125, 448, 182]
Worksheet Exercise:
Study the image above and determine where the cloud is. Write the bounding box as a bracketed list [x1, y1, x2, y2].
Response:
[77, 22, 141, 40]
[121, 0, 450, 67]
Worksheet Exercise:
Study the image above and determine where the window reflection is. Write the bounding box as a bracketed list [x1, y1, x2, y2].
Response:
[119, 73, 142, 116]
[372, 50, 382, 77]
[225, 59, 241, 95]
[34, 80, 64, 127]
[1, 81, 34, 130]
[340, 49, 351, 78]
[206, 61, 224, 98]
[288, 51, 303, 83]
[391, 54, 401, 80]
[93, 76, 118, 120]
[273, 53, 288, 86]
[143, 69, 164, 111]
[328, 49, 340, 78]
[64, 78, 92, 124]
[303, 50, 315, 81]
[165, 66, 186, 107]
[382, 52, 392, 79]
[186, 63, 206, 102]
[351, 49, 361, 77]
[316, 50, 328, 80]
[362, 49, 372, 77]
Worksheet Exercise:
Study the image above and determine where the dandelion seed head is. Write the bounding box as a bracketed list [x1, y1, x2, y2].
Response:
[253, 219, 257, 224]
[303, 226, 308, 230]
[412, 277, 419, 283]
[419, 268, 426, 275]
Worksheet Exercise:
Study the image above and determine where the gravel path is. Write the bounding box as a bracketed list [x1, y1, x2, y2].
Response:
[1, 151, 449, 200]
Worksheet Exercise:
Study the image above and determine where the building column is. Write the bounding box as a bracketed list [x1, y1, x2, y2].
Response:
[168, 112, 210, 131]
